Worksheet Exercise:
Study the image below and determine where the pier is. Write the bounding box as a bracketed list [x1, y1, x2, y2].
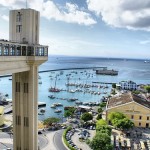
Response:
[92, 81, 116, 85]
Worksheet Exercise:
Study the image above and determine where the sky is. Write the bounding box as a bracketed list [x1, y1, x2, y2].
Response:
[0, 0, 150, 59]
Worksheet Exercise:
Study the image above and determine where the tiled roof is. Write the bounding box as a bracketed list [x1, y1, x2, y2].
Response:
[107, 92, 150, 109]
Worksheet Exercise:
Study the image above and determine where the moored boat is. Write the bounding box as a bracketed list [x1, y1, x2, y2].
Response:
[40, 108, 45, 113]
[48, 95, 55, 99]
[49, 87, 60, 92]
[54, 109, 62, 113]
[51, 104, 56, 108]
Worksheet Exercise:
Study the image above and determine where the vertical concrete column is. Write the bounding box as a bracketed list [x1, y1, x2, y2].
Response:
[12, 65, 38, 150]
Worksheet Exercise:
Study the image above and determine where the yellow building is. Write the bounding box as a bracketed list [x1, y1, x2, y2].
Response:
[0, 106, 4, 126]
[106, 92, 150, 127]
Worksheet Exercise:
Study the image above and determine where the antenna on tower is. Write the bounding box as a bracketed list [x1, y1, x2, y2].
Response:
[26, 0, 28, 9]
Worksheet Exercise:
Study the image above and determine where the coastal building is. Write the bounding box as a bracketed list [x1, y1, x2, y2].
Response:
[0, 8, 48, 150]
[119, 81, 137, 90]
[0, 106, 4, 126]
[106, 92, 150, 127]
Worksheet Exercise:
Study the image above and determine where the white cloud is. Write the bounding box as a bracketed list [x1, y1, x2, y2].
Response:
[0, 0, 24, 9]
[32, 1, 96, 26]
[0, 0, 96, 26]
[87, 0, 150, 31]
[140, 40, 150, 44]
[1, 15, 9, 21]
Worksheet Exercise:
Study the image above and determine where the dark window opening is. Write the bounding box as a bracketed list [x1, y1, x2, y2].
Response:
[16, 25, 22, 33]
[24, 83, 28, 93]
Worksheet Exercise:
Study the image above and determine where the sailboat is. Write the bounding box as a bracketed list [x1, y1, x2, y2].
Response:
[49, 75, 60, 92]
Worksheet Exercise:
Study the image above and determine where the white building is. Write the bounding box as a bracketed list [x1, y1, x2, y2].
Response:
[119, 81, 137, 90]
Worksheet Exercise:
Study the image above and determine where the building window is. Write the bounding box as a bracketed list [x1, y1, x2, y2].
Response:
[24, 117, 29, 127]
[131, 115, 134, 119]
[16, 25, 22, 33]
[139, 116, 142, 120]
[146, 123, 149, 128]
[147, 117, 149, 120]
[139, 122, 141, 126]
[24, 83, 28, 93]
[16, 82, 20, 92]
[16, 12, 22, 22]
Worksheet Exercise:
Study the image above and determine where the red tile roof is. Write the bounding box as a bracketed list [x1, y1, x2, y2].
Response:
[107, 92, 150, 109]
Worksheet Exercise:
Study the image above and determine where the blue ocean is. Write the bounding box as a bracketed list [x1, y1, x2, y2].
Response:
[0, 55, 150, 120]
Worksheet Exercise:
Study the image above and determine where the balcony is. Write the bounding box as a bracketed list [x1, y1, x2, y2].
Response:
[0, 40, 48, 75]
[0, 39, 48, 57]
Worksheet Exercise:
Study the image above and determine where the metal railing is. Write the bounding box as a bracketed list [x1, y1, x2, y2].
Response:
[0, 40, 48, 57]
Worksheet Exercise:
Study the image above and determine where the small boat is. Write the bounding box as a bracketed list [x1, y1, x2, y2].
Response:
[49, 87, 60, 92]
[9, 78, 12, 80]
[38, 81, 42, 84]
[54, 109, 62, 113]
[75, 101, 83, 105]
[68, 98, 78, 102]
[48, 95, 55, 99]
[40, 108, 45, 113]
[68, 90, 76, 93]
[51, 104, 56, 108]
[55, 103, 63, 106]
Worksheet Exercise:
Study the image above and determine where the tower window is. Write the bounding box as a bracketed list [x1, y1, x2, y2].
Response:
[16, 82, 20, 92]
[24, 83, 28, 93]
[16, 25, 22, 33]
[16, 12, 22, 22]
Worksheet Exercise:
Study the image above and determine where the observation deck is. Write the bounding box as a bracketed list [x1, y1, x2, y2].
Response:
[0, 39, 48, 75]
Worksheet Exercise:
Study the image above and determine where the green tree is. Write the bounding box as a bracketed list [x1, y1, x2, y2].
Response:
[108, 112, 134, 130]
[96, 114, 102, 120]
[97, 107, 103, 113]
[112, 83, 116, 88]
[81, 112, 93, 122]
[43, 117, 60, 126]
[64, 107, 76, 118]
[64, 110, 73, 118]
[99, 102, 106, 108]
[90, 132, 113, 150]
[96, 119, 107, 126]
[112, 118, 134, 130]
[96, 125, 112, 136]
[108, 112, 125, 121]
[145, 86, 150, 93]
[132, 90, 140, 94]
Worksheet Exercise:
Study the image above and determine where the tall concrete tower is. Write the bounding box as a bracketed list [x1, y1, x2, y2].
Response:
[6, 8, 48, 150]
[9, 9, 39, 44]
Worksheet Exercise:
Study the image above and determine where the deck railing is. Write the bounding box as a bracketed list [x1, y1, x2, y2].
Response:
[0, 40, 48, 56]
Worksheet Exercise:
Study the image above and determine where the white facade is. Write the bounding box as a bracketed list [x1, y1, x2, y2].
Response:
[8, 8, 47, 150]
[119, 81, 137, 90]
[9, 9, 40, 44]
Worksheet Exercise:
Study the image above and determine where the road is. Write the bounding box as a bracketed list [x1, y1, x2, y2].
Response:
[53, 129, 67, 150]
[0, 129, 68, 150]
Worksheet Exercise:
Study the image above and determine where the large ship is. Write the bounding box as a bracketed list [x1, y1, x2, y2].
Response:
[96, 68, 118, 75]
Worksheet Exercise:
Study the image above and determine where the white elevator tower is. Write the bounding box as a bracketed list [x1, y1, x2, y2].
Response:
[4, 8, 48, 150]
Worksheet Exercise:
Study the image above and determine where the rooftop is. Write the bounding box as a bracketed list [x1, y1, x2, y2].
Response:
[107, 92, 150, 109]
